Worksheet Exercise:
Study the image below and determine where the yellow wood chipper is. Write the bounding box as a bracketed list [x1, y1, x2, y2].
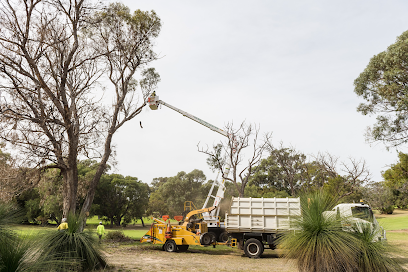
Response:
[140, 206, 218, 252]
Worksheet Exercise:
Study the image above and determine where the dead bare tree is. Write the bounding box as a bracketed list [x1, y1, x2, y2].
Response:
[0, 0, 161, 221]
[340, 157, 371, 199]
[0, 0, 103, 215]
[199, 122, 272, 197]
[314, 152, 371, 201]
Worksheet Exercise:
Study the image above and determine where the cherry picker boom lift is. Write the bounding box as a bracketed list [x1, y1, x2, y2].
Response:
[147, 93, 231, 242]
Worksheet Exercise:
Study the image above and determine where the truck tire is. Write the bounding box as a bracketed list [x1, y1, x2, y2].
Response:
[244, 238, 264, 258]
[177, 245, 189, 252]
[200, 232, 212, 245]
[164, 240, 177, 252]
[219, 232, 229, 243]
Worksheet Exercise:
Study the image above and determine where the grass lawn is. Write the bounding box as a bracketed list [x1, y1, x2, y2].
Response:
[11, 217, 153, 241]
[376, 209, 408, 231]
[108, 228, 149, 239]
[375, 209, 408, 258]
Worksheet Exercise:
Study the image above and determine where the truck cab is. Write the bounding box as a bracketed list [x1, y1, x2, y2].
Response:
[324, 202, 386, 241]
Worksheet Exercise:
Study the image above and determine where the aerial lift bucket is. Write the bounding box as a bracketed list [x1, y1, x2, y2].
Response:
[148, 95, 159, 110]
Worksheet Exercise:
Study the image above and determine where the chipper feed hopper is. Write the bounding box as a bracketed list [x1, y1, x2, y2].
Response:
[140, 206, 218, 252]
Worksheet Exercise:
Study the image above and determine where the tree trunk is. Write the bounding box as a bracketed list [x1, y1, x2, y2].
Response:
[141, 217, 145, 227]
[79, 157, 109, 231]
[115, 216, 121, 226]
[62, 166, 79, 217]
[79, 126, 114, 231]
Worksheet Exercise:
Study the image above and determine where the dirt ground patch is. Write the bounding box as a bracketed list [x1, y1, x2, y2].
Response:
[388, 229, 408, 233]
[101, 238, 408, 272]
[103, 243, 297, 272]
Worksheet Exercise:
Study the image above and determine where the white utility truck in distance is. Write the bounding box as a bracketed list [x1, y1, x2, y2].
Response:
[225, 197, 386, 258]
[324, 202, 386, 241]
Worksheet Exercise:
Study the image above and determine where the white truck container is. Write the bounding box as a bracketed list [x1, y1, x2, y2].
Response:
[225, 197, 301, 233]
[225, 197, 385, 258]
[225, 197, 300, 258]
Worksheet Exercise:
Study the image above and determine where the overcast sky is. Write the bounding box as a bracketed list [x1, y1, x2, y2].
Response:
[111, 0, 408, 184]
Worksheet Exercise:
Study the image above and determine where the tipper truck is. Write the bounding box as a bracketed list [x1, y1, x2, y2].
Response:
[225, 197, 386, 258]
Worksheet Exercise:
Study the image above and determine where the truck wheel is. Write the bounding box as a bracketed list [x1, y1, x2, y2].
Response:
[219, 232, 229, 243]
[164, 240, 177, 252]
[244, 238, 264, 258]
[200, 232, 212, 245]
[177, 245, 189, 252]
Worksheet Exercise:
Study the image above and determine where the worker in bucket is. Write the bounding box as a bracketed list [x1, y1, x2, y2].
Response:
[97, 222, 105, 243]
[57, 218, 68, 231]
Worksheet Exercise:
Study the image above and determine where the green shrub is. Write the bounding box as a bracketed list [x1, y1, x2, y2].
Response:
[105, 230, 132, 242]
[380, 206, 395, 214]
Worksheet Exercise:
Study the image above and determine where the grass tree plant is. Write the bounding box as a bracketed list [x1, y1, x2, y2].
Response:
[39, 213, 107, 271]
[0, 202, 106, 271]
[279, 191, 361, 272]
[351, 222, 405, 272]
[280, 191, 407, 272]
[0, 202, 67, 272]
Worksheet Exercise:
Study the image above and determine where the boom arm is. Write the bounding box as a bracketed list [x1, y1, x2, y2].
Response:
[182, 206, 217, 227]
[148, 94, 231, 226]
[148, 95, 228, 137]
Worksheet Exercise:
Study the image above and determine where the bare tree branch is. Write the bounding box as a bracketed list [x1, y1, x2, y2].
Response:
[199, 122, 272, 197]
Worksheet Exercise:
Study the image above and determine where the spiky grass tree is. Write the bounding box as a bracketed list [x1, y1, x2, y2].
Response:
[0, 202, 67, 272]
[0, 202, 23, 272]
[0, 202, 21, 241]
[39, 214, 107, 271]
[0, 236, 29, 272]
[0, 234, 56, 272]
[279, 191, 361, 272]
[351, 223, 405, 272]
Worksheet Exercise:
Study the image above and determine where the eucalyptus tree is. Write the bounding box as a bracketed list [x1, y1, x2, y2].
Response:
[382, 152, 408, 208]
[354, 30, 408, 147]
[0, 0, 161, 220]
[251, 145, 308, 196]
[148, 170, 208, 217]
[79, 3, 161, 223]
[93, 174, 149, 227]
